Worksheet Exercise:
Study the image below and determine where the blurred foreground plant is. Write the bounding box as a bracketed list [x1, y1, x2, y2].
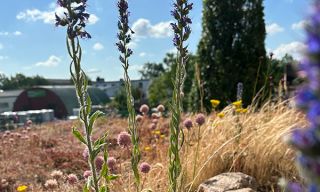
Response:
[287, 0, 320, 191]
[168, 0, 193, 191]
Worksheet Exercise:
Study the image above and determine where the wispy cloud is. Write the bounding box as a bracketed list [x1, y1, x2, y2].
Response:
[0, 56, 9, 60]
[17, 6, 99, 25]
[93, 42, 104, 51]
[87, 68, 101, 74]
[292, 20, 307, 30]
[266, 23, 284, 35]
[139, 52, 146, 57]
[0, 31, 22, 36]
[35, 55, 61, 67]
[132, 18, 173, 38]
[273, 41, 306, 60]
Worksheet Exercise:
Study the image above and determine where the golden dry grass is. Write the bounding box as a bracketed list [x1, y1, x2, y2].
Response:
[0, 100, 305, 191]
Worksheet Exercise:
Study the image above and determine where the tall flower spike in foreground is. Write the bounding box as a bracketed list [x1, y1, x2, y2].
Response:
[288, 0, 320, 191]
[55, 1, 106, 192]
[168, 0, 193, 191]
[116, 0, 141, 191]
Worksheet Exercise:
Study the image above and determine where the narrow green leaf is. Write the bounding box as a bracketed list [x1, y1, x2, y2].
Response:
[88, 110, 104, 134]
[107, 174, 120, 181]
[72, 127, 87, 145]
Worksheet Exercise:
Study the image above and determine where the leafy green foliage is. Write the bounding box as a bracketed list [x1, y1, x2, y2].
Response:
[139, 62, 166, 79]
[198, 0, 267, 110]
[0, 73, 49, 90]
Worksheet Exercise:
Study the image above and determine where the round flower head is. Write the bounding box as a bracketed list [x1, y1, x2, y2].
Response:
[95, 156, 104, 170]
[151, 113, 159, 119]
[51, 170, 63, 180]
[183, 118, 193, 130]
[152, 119, 158, 124]
[117, 131, 131, 147]
[83, 170, 92, 179]
[210, 99, 220, 108]
[195, 113, 206, 126]
[140, 104, 149, 114]
[82, 148, 89, 161]
[149, 123, 157, 130]
[26, 119, 32, 126]
[157, 104, 165, 112]
[107, 157, 117, 171]
[136, 114, 143, 122]
[44, 179, 58, 189]
[67, 174, 78, 185]
[139, 162, 151, 174]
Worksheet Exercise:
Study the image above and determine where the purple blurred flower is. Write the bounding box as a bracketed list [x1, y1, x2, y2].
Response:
[117, 131, 131, 147]
[195, 113, 206, 126]
[183, 118, 193, 130]
[139, 162, 151, 174]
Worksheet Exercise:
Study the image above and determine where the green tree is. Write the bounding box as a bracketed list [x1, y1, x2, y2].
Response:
[0, 73, 49, 90]
[198, 0, 267, 111]
[139, 62, 166, 79]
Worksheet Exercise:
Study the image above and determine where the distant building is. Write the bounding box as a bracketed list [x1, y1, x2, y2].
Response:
[0, 90, 23, 113]
[94, 78, 150, 99]
[13, 86, 109, 118]
[47, 78, 73, 85]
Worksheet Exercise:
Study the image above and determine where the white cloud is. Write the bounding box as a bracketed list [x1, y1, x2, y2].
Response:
[266, 23, 284, 35]
[0, 32, 9, 36]
[0, 31, 22, 36]
[273, 41, 306, 60]
[88, 14, 99, 25]
[132, 18, 173, 38]
[35, 55, 61, 67]
[87, 68, 101, 74]
[14, 31, 22, 36]
[139, 52, 146, 57]
[0, 56, 8, 60]
[93, 42, 104, 51]
[292, 20, 307, 30]
[17, 7, 98, 25]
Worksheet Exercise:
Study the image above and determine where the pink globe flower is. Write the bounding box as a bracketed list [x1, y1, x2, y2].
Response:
[139, 162, 151, 174]
[157, 104, 165, 112]
[183, 118, 193, 130]
[67, 174, 78, 185]
[139, 104, 149, 114]
[149, 123, 157, 130]
[117, 131, 131, 148]
[107, 157, 117, 171]
[83, 170, 92, 179]
[195, 113, 206, 126]
[82, 148, 89, 161]
[95, 156, 104, 170]
[151, 113, 159, 119]
[136, 114, 143, 122]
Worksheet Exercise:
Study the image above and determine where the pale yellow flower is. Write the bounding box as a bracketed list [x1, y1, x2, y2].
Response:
[17, 185, 28, 192]
[217, 112, 225, 118]
[144, 146, 151, 151]
[232, 100, 242, 109]
[210, 99, 220, 108]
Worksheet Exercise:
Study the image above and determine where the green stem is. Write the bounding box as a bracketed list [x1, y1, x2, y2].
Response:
[69, 37, 100, 192]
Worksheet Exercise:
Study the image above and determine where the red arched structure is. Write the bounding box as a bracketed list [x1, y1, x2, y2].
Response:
[13, 88, 68, 118]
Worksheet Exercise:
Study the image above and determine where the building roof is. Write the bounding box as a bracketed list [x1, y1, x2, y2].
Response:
[37, 86, 109, 115]
[0, 90, 23, 98]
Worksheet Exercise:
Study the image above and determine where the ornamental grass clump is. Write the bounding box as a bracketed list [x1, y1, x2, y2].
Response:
[168, 0, 193, 191]
[286, 0, 320, 190]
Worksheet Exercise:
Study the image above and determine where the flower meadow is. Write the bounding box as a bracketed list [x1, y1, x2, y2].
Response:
[1, 0, 320, 191]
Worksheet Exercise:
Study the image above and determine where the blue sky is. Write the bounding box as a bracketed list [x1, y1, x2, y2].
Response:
[0, 0, 311, 81]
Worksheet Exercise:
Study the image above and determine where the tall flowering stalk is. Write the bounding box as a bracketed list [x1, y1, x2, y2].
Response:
[55, 1, 108, 191]
[116, 0, 141, 191]
[288, 0, 320, 191]
[168, 1, 193, 191]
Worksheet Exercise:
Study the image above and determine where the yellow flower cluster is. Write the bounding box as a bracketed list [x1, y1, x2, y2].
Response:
[17, 185, 28, 192]
[217, 112, 225, 118]
[232, 100, 242, 109]
[210, 99, 220, 108]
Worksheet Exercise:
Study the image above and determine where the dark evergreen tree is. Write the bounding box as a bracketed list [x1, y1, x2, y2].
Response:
[197, 0, 267, 111]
